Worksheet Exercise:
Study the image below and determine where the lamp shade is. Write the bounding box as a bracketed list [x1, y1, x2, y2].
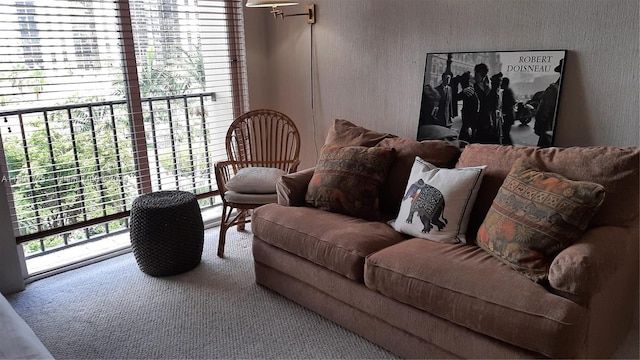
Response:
[246, 0, 299, 7]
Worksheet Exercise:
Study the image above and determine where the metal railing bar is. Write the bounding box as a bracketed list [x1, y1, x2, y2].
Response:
[0, 92, 216, 118]
[167, 98, 179, 189]
[5, 159, 136, 179]
[16, 189, 220, 228]
[12, 190, 135, 212]
[147, 100, 162, 190]
[67, 107, 91, 240]
[18, 113, 42, 237]
[17, 211, 129, 243]
[42, 110, 68, 245]
[200, 95, 214, 197]
[88, 105, 109, 233]
[23, 198, 225, 261]
[15, 189, 220, 244]
[0, 100, 127, 117]
[109, 103, 128, 215]
[24, 227, 132, 260]
[144, 92, 217, 103]
[184, 97, 197, 192]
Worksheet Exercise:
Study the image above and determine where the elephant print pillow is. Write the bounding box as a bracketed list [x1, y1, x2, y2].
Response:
[391, 157, 486, 243]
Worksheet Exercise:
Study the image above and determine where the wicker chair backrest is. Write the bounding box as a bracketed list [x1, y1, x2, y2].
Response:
[226, 109, 301, 173]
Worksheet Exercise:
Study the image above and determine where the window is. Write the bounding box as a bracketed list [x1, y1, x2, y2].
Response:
[0, 0, 248, 274]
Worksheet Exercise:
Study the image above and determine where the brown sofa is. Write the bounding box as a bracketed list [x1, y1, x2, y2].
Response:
[251, 121, 639, 359]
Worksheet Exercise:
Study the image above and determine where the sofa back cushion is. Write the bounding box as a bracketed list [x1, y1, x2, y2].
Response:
[457, 144, 640, 240]
[322, 120, 461, 218]
[324, 119, 396, 147]
[376, 137, 460, 216]
[375, 138, 461, 217]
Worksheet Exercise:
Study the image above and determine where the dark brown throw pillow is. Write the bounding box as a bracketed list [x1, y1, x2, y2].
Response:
[305, 144, 396, 220]
[477, 158, 606, 281]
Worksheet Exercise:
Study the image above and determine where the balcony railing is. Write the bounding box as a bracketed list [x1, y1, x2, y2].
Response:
[0, 91, 229, 259]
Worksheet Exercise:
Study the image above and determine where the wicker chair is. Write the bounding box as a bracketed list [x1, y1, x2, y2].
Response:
[215, 109, 300, 257]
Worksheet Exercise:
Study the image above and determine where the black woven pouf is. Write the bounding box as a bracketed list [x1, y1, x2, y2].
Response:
[129, 190, 204, 276]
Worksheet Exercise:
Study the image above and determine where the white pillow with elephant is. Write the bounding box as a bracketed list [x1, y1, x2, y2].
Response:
[390, 157, 486, 244]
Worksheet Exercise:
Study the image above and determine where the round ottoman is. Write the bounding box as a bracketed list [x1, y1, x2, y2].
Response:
[130, 190, 204, 276]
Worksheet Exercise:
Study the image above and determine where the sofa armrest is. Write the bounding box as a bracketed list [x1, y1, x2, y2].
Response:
[276, 167, 315, 206]
[1, 294, 53, 359]
[548, 226, 636, 299]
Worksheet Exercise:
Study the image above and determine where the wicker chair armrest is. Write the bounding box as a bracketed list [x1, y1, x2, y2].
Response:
[214, 160, 235, 194]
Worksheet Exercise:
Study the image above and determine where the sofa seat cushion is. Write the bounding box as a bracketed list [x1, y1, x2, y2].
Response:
[364, 238, 588, 358]
[252, 203, 406, 281]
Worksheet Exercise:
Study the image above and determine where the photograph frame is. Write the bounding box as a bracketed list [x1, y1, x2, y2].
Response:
[417, 50, 567, 147]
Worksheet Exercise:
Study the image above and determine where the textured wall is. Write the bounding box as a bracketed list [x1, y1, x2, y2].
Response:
[245, 0, 640, 168]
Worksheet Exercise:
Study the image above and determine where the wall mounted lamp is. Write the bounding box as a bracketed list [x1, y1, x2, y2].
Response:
[246, 0, 316, 24]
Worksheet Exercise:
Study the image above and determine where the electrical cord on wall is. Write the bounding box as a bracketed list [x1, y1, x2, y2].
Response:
[310, 21, 319, 158]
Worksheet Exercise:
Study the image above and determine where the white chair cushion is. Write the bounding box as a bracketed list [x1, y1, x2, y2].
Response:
[225, 167, 286, 194]
[224, 191, 278, 205]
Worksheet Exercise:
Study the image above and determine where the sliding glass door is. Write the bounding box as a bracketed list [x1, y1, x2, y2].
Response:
[0, 0, 248, 276]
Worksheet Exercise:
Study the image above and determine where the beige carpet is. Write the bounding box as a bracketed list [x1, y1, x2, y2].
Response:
[7, 226, 395, 359]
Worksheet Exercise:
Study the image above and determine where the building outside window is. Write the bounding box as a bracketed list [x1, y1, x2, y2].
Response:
[16, 1, 43, 69]
[73, 1, 101, 69]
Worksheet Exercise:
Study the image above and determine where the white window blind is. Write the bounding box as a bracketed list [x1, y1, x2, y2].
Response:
[0, 0, 248, 248]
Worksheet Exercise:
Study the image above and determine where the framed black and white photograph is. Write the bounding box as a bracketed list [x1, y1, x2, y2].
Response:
[417, 50, 566, 147]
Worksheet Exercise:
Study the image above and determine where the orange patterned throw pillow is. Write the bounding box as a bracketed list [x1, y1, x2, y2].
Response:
[477, 158, 606, 281]
[305, 144, 396, 220]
